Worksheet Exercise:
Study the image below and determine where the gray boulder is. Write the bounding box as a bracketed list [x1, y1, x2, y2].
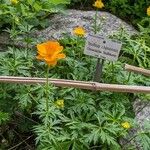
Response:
[0, 9, 137, 50]
[35, 9, 137, 40]
[133, 99, 150, 126]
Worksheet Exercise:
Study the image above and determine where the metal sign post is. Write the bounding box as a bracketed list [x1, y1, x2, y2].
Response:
[93, 58, 104, 82]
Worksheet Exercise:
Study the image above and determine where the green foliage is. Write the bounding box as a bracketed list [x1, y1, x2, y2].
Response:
[69, 0, 93, 9]
[106, 0, 132, 17]
[0, 111, 9, 125]
[0, 47, 34, 76]
[121, 121, 150, 150]
[111, 27, 150, 69]
[105, 0, 150, 26]
[135, 122, 150, 150]
[0, 0, 70, 29]
[69, 0, 150, 26]
[138, 24, 150, 47]
[0, 3, 150, 149]
[1, 27, 150, 148]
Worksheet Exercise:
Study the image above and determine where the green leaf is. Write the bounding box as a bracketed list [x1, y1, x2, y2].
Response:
[33, 2, 42, 12]
[0, 111, 9, 125]
[49, 0, 70, 5]
[27, 0, 35, 5]
[54, 141, 71, 150]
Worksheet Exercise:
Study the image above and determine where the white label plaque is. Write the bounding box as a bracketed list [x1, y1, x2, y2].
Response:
[84, 34, 122, 61]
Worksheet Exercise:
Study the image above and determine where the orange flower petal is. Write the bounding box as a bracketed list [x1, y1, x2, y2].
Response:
[46, 60, 57, 66]
[45, 41, 62, 55]
[44, 53, 66, 62]
[37, 44, 47, 56]
[36, 55, 43, 60]
[44, 56, 56, 62]
[56, 53, 66, 59]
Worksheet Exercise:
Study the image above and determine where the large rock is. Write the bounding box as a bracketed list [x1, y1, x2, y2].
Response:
[133, 99, 150, 126]
[35, 9, 137, 40]
[0, 9, 137, 50]
[121, 99, 150, 150]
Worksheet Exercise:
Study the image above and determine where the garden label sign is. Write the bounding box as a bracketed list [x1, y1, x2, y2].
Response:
[84, 34, 122, 61]
[84, 34, 122, 82]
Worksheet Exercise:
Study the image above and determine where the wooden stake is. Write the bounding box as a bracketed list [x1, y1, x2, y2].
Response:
[125, 64, 150, 77]
[0, 76, 150, 93]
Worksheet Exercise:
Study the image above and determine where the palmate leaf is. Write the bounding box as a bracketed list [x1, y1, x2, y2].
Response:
[52, 141, 72, 150]
[14, 85, 33, 109]
[71, 140, 87, 150]
[34, 121, 61, 145]
[43, 140, 88, 150]
[65, 89, 96, 116]
[38, 141, 72, 150]
[100, 130, 118, 146]
[84, 127, 118, 146]
[83, 110, 122, 147]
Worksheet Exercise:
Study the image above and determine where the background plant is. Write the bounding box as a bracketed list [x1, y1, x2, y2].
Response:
[69, 0, 150, 27]
[0, 0, 70, 30]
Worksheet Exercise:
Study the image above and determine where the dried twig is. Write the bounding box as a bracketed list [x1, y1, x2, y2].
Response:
[8, 135, 33, 150]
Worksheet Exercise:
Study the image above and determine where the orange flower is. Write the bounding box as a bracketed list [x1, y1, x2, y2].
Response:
[121, 121, 131, 129]
[93, 0, 104, 9]
[36, 41, 66, 66]
[73, 26, 86, 36]
[10, 0, 19, 5]
[55, 99, 64, 108]
[147, 6, 150, 16]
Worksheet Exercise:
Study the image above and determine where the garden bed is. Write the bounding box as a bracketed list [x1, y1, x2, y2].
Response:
[0, 0, 150, 150]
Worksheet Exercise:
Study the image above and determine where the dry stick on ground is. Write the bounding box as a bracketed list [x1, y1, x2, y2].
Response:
[12, 129, 32, 150]
[8, 135, 34, 150]
[0, 76, 150, 93]
[15, 111, 39, 124]
[125, 64, 150, 77]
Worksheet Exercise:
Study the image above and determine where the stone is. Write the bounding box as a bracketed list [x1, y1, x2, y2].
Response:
[121, 99, 150, 149]
[133, 99, 150, 126]
[0, 9, 137, 51]
[34, 9, 137, 40]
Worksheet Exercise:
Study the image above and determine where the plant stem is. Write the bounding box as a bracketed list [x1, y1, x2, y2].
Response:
[127, 56, 136, 82]
[12, 17, 16, 62]
[26, 25, 29, 58]
[111, 62, 115, 82]
[93, 9, 105, 82]
[94, 9, 98, 34]
[46, 65, 50, 111]
[127, 72, 131, 82]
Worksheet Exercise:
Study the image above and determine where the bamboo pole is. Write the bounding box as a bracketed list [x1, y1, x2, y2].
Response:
[125, 64, 150, 77]
[0, 76, 150, 93]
